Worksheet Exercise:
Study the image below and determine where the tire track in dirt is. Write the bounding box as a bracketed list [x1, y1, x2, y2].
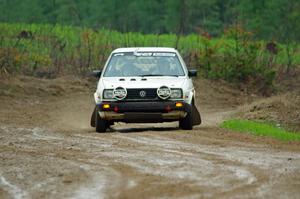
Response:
[0, 126, 124, 198]
[1, 110, 300, 198]
[1, 76, 300, 198]
[0, 175, 28, 199]
[101, 132, 300, 198]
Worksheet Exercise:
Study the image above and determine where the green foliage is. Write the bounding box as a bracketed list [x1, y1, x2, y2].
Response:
[0, 48, 22, 73]
[0, 22, 299, 91]
[196, 25, 277, 89]
[221, 119, 300, 141]
[1, 0, 300, 41]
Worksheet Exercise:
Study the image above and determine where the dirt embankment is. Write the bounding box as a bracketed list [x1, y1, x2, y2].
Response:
[0, 75, 300, 199]
[237, 91, 300, 131]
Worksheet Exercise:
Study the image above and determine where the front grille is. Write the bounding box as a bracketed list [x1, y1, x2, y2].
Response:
[126, 88, 158, 100]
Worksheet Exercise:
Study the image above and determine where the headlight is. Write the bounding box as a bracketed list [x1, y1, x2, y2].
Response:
[170, 89, 183, 99]
[103, 89, 114, 99]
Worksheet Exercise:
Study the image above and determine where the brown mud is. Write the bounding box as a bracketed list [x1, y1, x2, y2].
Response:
[0, 76, 299, 199]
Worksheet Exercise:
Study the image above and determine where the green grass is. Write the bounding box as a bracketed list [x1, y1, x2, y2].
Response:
[220, 119, 300, 141]
[1, 22, 299, 84]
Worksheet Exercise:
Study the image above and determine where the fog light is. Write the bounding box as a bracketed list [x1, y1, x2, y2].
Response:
[103, 104, 110, 109]
[175, 102, 183, 107]
[165, 105, 172, 112]
[114, 106, 119, 112]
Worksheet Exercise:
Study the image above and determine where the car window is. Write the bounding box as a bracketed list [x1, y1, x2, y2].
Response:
[103, 52, 185, 77]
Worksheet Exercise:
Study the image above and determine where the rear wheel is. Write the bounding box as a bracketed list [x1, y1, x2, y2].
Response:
[95, 107, 109, 133]
[179, 105, 193, 130]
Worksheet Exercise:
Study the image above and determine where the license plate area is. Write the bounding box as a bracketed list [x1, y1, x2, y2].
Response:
[124, 112, 162, 122]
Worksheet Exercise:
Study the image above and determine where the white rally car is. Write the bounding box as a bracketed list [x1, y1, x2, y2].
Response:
[91, 47, 201, 132]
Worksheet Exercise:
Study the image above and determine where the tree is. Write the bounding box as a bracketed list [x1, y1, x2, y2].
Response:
[0, 0, 300, 41]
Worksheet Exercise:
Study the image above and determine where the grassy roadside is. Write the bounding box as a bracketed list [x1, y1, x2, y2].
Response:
[1, 23, 299, 76]
[221, 119, 300, 142]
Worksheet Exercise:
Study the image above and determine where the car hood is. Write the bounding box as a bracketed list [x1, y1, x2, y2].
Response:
[101, 77, 187, 89]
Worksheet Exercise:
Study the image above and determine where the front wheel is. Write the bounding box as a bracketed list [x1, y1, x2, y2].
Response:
[95, 107, 109, 133]
[179, 105, 193, 130]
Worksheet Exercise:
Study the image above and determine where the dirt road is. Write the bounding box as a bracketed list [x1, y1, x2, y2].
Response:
[0, 76, 300, 199]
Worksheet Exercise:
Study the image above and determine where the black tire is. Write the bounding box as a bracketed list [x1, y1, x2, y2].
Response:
[95, 107, 108, 133]
[179, 105, 193, 130]
[90, 106, 96, 127]
[192, 104, 201, 126]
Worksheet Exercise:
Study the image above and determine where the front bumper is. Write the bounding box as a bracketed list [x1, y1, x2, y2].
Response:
[97, 101, 189, 123]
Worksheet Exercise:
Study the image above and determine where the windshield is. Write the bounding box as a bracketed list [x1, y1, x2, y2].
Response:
[103, 52, 185, 77]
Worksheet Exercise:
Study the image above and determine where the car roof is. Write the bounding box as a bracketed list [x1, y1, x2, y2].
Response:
[112, 47, 178, 53]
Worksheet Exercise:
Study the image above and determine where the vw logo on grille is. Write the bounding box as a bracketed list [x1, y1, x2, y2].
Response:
[139, 90, 146, 97]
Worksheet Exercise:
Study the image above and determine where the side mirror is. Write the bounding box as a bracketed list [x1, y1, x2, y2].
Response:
[89, 70, 102, 78]
[188, 69, 197, 77]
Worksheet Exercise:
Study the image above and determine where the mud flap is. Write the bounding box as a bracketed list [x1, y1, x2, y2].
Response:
[192, 104, 201, 125]
[91, 106, 96, 127]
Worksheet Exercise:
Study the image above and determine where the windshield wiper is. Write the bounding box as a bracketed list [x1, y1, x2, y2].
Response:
[140, 74, 163, 77]
[140, 74, 178, 77]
